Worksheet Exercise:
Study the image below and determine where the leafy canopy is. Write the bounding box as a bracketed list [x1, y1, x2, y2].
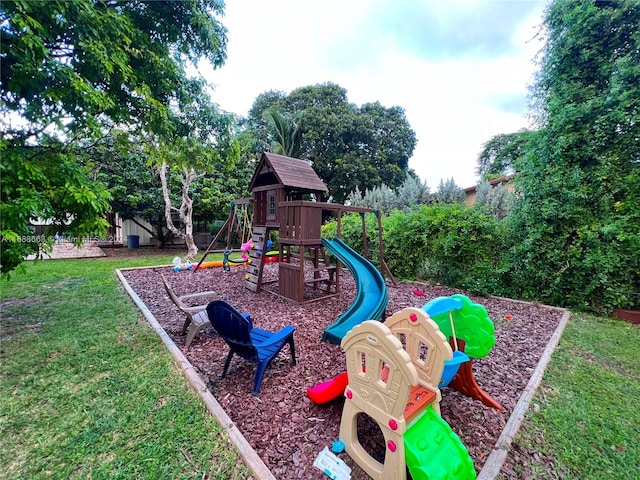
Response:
[246, 83, 417, 203]
[1, 0, 227, 138]
[0, 0, 228, 274]
[507, 0, 640, 311]
[476, 130, 538, 179]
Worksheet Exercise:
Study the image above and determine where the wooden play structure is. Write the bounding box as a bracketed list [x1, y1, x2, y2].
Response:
[197, 152, 394, 305]
[339, 307, 477, 480]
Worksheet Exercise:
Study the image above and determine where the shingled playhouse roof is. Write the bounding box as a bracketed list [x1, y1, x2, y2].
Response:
[248, 152, 328, 194]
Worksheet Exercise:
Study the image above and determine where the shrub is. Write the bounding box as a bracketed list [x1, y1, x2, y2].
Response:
[323, 204, 509, 297]
[321, 212, 383, 266]
[389, 204, 508, 296]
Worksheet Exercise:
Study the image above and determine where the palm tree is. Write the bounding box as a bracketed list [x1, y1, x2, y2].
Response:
[263, 108, 302, 158]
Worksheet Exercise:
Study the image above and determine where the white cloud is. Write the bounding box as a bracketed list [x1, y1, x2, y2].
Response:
[203, 0, 548, 190]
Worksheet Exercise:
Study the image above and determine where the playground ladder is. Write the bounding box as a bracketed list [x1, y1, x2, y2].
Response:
[245, 226, 269, 292]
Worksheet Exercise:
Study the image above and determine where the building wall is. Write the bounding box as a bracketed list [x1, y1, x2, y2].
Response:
[121, 217, 209, 247]
[121, 217, 154, 246]
[463, 174, 515, 206]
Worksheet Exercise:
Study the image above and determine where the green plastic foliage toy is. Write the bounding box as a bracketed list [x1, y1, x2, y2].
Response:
[422, 294, 495, 358]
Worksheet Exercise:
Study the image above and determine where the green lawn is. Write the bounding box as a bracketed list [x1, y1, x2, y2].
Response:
[2, 255, 639, 479]
[0, 255, 252, 480]
[501, 312, 640, 479]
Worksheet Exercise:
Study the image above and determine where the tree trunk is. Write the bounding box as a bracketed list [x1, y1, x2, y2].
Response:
[159, 159, 199, 262]
[154, 214, 167, 249]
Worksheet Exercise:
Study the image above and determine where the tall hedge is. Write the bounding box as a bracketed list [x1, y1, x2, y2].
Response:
[322, 205, 508, 297]
[385, 205, 507, 296]
[507, 0, 640, 312]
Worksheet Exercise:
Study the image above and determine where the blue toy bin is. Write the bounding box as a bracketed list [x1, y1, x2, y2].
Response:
[127, 234, 140, 249]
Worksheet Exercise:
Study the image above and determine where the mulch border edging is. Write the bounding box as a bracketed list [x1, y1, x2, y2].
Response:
[478, 306, 571, 479]
[117, 268, 570, 480]
[116, 268, 275, 480]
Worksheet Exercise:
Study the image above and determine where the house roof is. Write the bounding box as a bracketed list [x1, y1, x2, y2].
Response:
[248, 152, 328, 194]
[464, 173, 516, 193]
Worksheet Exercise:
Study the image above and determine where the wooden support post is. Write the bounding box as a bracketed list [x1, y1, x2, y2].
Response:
[376, 210, 396, 286]
[360, 212, 369, 258]
[194, 212, 233, 271]
[335, 210, 343, 285]
[193, 198, 252, 272]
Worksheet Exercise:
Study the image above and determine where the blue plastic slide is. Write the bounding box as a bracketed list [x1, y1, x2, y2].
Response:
[321, 237, 388, 344]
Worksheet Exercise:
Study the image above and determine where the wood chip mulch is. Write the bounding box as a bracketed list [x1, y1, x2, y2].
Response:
[120, 262, 564, 479]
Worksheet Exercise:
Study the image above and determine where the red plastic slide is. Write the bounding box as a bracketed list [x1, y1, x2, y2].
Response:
[306, 372, 349, 404]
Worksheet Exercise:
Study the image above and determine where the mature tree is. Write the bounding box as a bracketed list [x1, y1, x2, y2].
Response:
[93, 133, 173, 246]
[230, 126, 261, 190]
[357, 102, 417, 189]
[476, 130, 538, 179]
[348, 184, 397, 212]
[1, 142, 112, 273]
[246, 83, 417, 203]
[508, 0, 640, 311]
[94, 126, 250, 251]
[394, 174, 431, 210]
[159, 147, 199, 259]
[192, 167, 254, 226]
[154, 94, 240, 261]
[0, 0, 227, 274]
[435, 178, 466, 204]
[157, 140, 239, 261]
[1, 0, 226, 137]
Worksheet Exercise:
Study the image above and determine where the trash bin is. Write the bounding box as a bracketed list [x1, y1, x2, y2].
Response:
[127, 234, 140, 249]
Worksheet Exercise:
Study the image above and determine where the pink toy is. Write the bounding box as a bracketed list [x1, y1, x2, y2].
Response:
[241, 240, 254, 260]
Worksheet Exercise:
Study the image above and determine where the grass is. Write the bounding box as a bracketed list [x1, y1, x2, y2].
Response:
[503, 312, 640, 479]
[2, 254, 639, 479]
[0, 255, 252, 480]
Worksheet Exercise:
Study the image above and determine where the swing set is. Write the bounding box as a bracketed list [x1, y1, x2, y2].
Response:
[193, 198, 254, 271]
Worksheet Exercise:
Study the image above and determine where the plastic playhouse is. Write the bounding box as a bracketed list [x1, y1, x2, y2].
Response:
[423, 294, 502, 410]
[338, 306, 481, 480]
[308, 294, 501, 411]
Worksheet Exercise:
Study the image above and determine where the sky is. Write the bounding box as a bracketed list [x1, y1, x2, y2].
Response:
[200, 0, 549, 190]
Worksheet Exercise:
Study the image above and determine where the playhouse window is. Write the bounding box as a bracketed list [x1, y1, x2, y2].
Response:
[267, 190, 277, 220]
[379, 361, 390, 386]
[418, 341, 429, 364]
[398, 333, 407, 350]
